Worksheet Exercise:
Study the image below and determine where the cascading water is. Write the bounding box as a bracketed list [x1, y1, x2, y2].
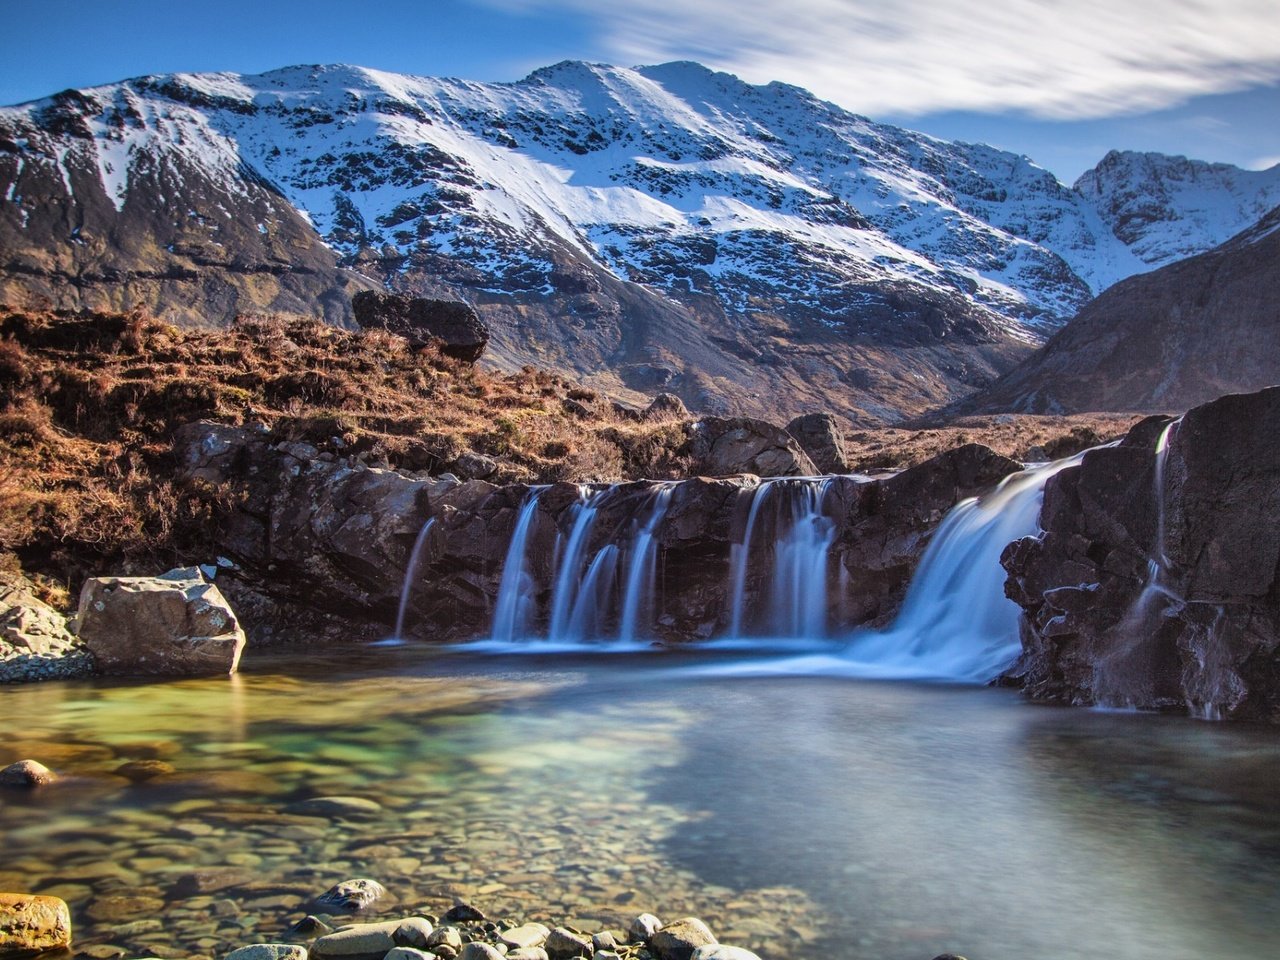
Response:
[547, 487, 606, 640]
[725, 478, 837, 639]
[490, 490, 545, 642]
[389, 517, 437, 642]
[618, 484, 675, 643]
[839, 455, 1085, 680]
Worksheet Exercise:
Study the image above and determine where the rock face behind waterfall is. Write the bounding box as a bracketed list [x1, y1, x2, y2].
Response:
[173, 419, 1024, 644]
[1001, 387, 1280, 720]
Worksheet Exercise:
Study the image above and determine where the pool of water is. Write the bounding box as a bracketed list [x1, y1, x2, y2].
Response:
[4, 645, 1280, 960]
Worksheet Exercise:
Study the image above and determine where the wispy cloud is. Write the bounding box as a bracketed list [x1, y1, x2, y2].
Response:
[488, 0, 1280, 119]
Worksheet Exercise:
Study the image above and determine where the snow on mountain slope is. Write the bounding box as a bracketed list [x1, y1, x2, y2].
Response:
[3, 61, 1133, 332]
[1, 60, 1273, 421]
[1075, 150, 1280, 268]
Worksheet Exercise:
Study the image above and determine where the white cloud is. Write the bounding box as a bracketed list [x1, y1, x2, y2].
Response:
[490, 0, 1280, 119]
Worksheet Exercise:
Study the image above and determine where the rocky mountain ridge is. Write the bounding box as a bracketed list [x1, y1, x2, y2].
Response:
[3, 61, 1277, 420]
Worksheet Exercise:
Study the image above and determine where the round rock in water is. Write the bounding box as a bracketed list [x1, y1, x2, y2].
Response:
[313, 878, 386, 913]
[225, 945, 309, 960]
[649, 919, 717, 960]
[287, 796, 382, 819]
[114, 759, 175, 782]
[0, 759, 57, 787]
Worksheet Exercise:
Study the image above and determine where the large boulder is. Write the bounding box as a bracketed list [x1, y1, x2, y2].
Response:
[75, 568, 246, 676]
[352, 291, 489, 362]
[1001, 387, 1280, 720]
[0, 894, 72, 955]
[684, 417, 817, 477]
[785, 412, 850, 474]
[0, 570, 94, 683]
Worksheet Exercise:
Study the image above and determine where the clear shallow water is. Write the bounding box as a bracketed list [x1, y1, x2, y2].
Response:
[3, 646, 1280, 960]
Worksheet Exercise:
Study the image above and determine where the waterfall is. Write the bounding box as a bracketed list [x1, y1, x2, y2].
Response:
[491, 491, 545, 642]
[618, 484, 675, 643]
[841, 456, 1084, 680]
[389, 517, 437, 642]
[725, 478, 837, 639]
[547, 487, 605, 640]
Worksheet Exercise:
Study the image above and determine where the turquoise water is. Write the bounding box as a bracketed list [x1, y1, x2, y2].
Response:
[3, 646, 1280, 960]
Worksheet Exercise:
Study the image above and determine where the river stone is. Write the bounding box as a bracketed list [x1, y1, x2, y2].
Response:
[384, 949, 436, 960]
[500, 924, 550, 949]
[690, 948, 762, 960]
[115, 759, 176, 782]
[626, 915, 662, 943]
[649, 919, 716, 960]
[590, 934, 617, 952]
[442, 905, 485, 923]
[313, 879, 387, 913]
[225, 944, 309, 960]
[424, 928, 462, 952]
[457, 946, 503, 960]
[313, 919, 425, 960]
[0, 893, 72, 954]
[76, 568, 246, 676]
[544, 928, 592, 960]
[506, 950, 548, 960]
[287, 797, 383, 819]
[0, 759, 56, 787]
[288, 916, 334, 938]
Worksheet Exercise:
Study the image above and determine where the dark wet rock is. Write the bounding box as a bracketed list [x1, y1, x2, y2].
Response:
[1002, 387, 1280, 720]
[76, 568, 246, 677]
[645, 393, 689, 422]
[443, 904, 485, 924]
[785, 412, 850, 474]
[0, 893, 72, 955]
[114, 759, 175, 782]
[0, 759, 57, 787]
[170, 868, 255, 898]
[648, 918, 716, 960]
[684, 417, 817, 478]
[352, 292, 489, 363]
[544, 928, 593, 960]
[312, 879, 388, 914]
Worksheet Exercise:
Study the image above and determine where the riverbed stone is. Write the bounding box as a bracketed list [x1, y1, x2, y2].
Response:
[0, 893, 72, 955]
[500, 924, 550, 950]
[544, 927, 592, 959]
[384, 948, 436, 960]
[0, 759, 56, 787]
[648, 919, 716, 960]
[442, 904, 485, 924]
[225, 944, 309, 960]
[690, 948, 761, 960]
[115, 759, 176, 782]
[423, 928, 461, 953]
[287, 797, 382, 819]
[76, 568, 246, 677]
[457, 946, 503, 960]
[506, 950, 548, 960]
[626, 915, 662, 943]
[313, 879, 387, 913]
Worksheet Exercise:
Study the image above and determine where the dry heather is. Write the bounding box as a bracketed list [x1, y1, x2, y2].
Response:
[0, 308, 691, 592]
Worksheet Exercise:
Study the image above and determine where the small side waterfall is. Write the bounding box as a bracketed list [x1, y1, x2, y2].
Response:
[390, 517, 437, 642]
[842, 456, 1084, 680]
[726, 478, 838, 639]
[618, 484, 675, 643]
[491, 491, 546, 643]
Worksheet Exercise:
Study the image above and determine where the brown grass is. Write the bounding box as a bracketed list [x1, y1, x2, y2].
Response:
[0, 307, 690, 588]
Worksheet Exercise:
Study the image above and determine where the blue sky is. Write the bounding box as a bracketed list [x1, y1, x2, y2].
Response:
[2, 0, 1277, 183]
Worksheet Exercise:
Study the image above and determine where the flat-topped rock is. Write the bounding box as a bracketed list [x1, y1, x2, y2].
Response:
[0, 893, 72, 955]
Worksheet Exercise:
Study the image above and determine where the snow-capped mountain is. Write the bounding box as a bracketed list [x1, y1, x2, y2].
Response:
[1, 61, 1274, 421]
[1076, 150, 1280, 268]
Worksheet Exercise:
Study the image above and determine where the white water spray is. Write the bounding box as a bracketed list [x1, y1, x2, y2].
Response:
[490, 491, 545, 642]
[391, 517, 437, 642]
